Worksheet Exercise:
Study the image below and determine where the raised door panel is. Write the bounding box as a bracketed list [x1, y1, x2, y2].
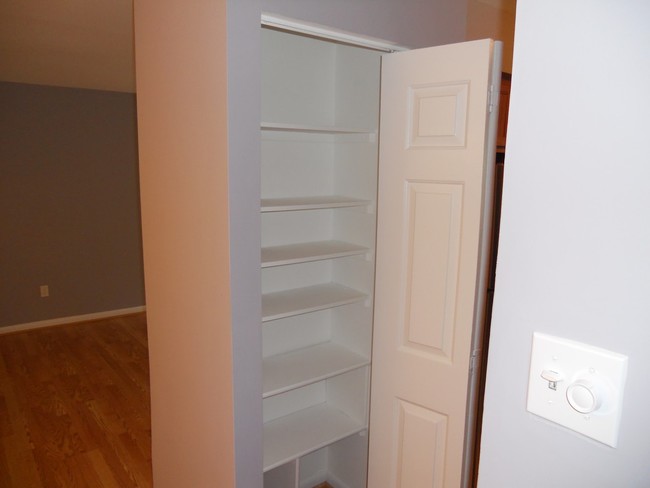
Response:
[368, 39, 501, 488]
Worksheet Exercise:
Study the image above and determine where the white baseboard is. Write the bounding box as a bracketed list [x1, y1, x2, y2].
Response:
[327, 473, 351, 488]
[299, 472, 351, 488]
[0, 306, 146, 335]
[299, 470, 328, 488]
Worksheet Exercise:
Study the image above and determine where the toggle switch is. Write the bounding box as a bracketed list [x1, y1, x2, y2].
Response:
[540, 369, 564, 390]
[527, 332, 628, 447]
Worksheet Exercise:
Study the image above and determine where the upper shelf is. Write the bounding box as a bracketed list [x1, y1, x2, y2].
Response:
[261, 122, 375, 134]
[261, 195, 371, 213]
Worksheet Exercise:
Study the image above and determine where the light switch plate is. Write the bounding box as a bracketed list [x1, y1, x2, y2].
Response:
[527, 332, 628, 447]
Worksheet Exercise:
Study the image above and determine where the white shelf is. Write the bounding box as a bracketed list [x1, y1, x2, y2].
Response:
[261, 196, 371, 212]
[260, 26, 381, 482]
[261, 121, 374, 134]
[263, 403, 366, 472]
[263, 342, 369, 398]
[262, 283, 366, 322]
[261, 240, 368, 268]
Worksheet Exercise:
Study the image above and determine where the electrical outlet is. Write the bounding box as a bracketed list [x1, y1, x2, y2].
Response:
[40, 285, 49, 298]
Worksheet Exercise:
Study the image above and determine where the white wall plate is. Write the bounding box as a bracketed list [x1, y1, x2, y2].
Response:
[527, 332, 628, 447]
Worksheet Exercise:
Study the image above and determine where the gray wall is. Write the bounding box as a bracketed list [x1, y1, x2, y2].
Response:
[225, 2, 469, 486]
[478, 1, 650, 486]
[0, 82, 144, 327]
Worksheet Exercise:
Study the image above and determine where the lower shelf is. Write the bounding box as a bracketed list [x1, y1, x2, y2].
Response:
[263, 404, 366, 472]
[263, 343, 369, 398]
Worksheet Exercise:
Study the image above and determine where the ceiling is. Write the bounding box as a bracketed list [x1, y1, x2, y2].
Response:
[0, 0, 135, 93]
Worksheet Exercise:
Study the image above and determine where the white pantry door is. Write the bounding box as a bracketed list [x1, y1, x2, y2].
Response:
[368, 39, 501, 488]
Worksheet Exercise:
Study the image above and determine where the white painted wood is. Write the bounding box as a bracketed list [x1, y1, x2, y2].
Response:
[334, 46, 382, 130]
[262, 283, 367, 322]
[263, 366, 368, 424]
[262, 260, 332, 294]
[326, 433, 369, 488]
[263, 404, 366, 472]
[263, 342, 369, 398]
[260, 23, 381, 486]
[0, 306, 146, 334]
[262, 28, 336, 127]
[261, 135, 333, 202]
[368, 39, 500, 488]
[298, 447, 329, 488]
[330, 304, 374, 359]
[262, 27, 382, 130]
[262, 260, 333, 295]
[261, 122, 374, 134]
[264, 461, 298, 488]
[298, 449, 329, 488]
[264, 382, 327, 424]
[261, 196, 371, 213]
[462, 38, 503, 478]
[263, 368, 369, 472]
[262, 240, 368, 268]
[262, 312, 331, 359]
[261, 210, 333, 248]
[297, 434, 369, 488]
[261, 12, 408, 53]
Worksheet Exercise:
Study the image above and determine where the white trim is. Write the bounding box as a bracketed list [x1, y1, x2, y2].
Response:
[0, 306, 146, 335]
[261, 12, 409, 53]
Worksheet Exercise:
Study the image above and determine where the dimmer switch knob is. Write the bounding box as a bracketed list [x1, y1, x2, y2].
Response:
[566, 379, 602, 414]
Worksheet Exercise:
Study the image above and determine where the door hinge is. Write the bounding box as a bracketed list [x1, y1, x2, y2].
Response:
[488, 84, 495, 113]
[469, 349, 482, 374]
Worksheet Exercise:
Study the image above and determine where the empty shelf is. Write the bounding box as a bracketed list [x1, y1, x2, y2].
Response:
[261, 196, 371, 212]
[261, 240, 368, 268]
[263, 342, 369, 398]
[263, 403, 366, 472]
[262, 283, 367, 322]
[261, 122, 374, 134]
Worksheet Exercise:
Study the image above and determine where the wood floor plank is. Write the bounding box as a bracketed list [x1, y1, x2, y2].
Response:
[85, 449, 122, 488]
[0, 437, 14, 487]
[0, 435, 44, 488]
[0, 313, 152, 487]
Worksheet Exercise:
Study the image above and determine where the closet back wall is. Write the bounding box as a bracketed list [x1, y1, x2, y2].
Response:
[0, 82, 145, 328]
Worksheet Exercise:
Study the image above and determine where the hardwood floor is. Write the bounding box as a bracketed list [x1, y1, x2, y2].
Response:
[0, 313, 152, 488]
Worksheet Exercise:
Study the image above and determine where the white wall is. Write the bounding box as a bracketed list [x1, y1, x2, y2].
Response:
[134, 1, 235, 486]
[225, 2, 469, 487]
[478, 1, 650, 486]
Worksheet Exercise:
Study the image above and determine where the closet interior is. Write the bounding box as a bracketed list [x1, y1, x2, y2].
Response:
[260, 25, 383, 488]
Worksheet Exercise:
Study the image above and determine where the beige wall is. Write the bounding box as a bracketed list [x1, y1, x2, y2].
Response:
[0, 0, 135, 92]
[133, 0, 235, 486]
[466, 0, 516, 72]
